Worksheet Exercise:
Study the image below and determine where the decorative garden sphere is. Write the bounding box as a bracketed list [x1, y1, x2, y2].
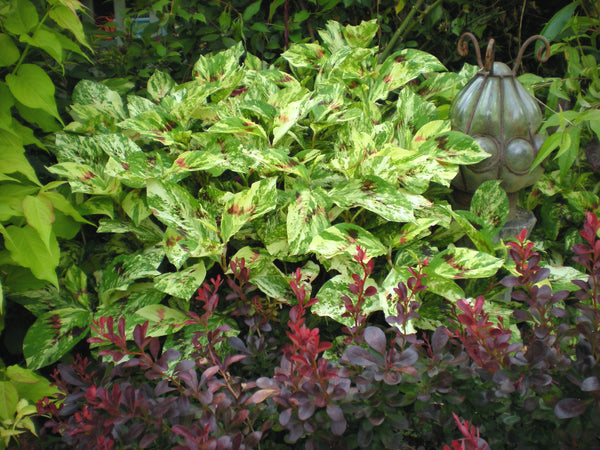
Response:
[450, 33, 550, 201]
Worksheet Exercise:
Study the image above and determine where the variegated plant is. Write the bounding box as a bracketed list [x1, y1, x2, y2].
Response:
[21, 20, 510, 369]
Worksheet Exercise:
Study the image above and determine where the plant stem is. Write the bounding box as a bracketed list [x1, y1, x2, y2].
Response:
[378, 0, 425, 63]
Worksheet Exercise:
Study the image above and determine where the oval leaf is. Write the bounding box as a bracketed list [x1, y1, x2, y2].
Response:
[554, 398, 587, 419]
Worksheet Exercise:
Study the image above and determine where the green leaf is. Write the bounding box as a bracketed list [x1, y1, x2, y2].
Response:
[0, 130, 40, 185]
[167, 149, 225, 174]
[147, 180, 221, 266]
[6, 64, 63, 125]
[23, 308, 91, 369]
[221, 178, 278, 242]
[20, 28, 63, 65]
[329, 175, 431, 222]
[470, 180, 509, 235]
[243, 0, 261, 21]
[155, 263, 206, 300]
[426, 245, 503, 280]
[135, 304, 188, 336]
[0, 34, 20, 67]
[147, 70, 176, 101]
[71, 80, 125, 120]
[540, 2, 578, 44]
[229, 247, 290, 300]
[531, 132, 568, 170]
[22, 195, 55, 251]
[48, 4, 91, 50]
[342, 20, 379, 48]
[5, 366, 57, 402]
[3, 0, 38, 35]
[208, 117, 268, 141]
[97, 247, 164, 301]
[0, 381, 18, 420]
[287, 183, 331, 255]
[309, 223, 387, 260]
[0, 225, 59, 287]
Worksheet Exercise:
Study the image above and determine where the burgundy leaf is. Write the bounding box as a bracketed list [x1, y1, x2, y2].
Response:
[363, 326, 386, 355]
[554, 398, 587, 419]
[201, 365, 220, 381]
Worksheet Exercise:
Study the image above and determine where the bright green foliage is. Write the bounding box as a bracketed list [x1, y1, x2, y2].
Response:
[26, 19, 498, 370]
[0, 364, 57, 449]
[0, 0, 91, 296]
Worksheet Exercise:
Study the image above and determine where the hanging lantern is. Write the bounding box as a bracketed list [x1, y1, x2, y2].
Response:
[450, 33, 550, 227]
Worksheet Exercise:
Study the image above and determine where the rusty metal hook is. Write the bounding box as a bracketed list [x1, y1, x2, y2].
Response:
[458, 32, 484, 69]
[458, 32, 497, 72]
[512, 35, 550, 75]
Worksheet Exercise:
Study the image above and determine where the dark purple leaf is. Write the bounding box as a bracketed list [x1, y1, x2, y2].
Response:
[364, 286, 377, 297]
[126, 422, 146, 441]
[175, 360, 195, 372]
[395, 347, 418, 367]
[363, 326, 386, 355]
[532, 267, 550, 283]
[326, 403, 344, 422]
[431, 327, 448, 353]
[550, 307, 568, 318]
[513, 309, 532, 322]
[342, 346, 381, 366]
[228, 336, 247, 352]
[154, 379, 175, 396]
[224, 354, 246, 368]
[554, 398, 587, 419]
[140, 434, 159, 448]
[161, 349, 180, 361]
[581, 376, 600, 392]
[279, 408, 292, 426]
[383, 371, 402, 385]
[149, 337, 160, 359]
[330, 418, 347, 436]
[201, 365, 220, 381]
[298, 401, 316, 421]
[525, 340, 547, 365]
[501, 276, 519, 288]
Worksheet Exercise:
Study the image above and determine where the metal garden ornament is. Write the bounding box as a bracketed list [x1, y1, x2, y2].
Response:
[450, 32, 550, 235]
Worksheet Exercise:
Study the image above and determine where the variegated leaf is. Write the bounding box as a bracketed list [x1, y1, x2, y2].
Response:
[287, 183, 331, 255]
[155, 262, 206, 300]
[309, 223, 386, 259]
[221, 178, 277, 243]
[329, 175, 430, 222]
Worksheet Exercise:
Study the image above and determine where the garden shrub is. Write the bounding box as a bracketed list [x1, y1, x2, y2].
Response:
[33, 212, 600, 448]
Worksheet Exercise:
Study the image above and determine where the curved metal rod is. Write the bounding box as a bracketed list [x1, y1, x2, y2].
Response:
[484, 38, 496, 72]
[512, 35, 550, 74]
[458, 32, 484, 69]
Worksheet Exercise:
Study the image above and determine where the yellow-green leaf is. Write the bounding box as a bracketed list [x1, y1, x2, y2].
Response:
[0, 34, 20, 67]
[22, 195, 55, 251]
[6, 64, 64, 125]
